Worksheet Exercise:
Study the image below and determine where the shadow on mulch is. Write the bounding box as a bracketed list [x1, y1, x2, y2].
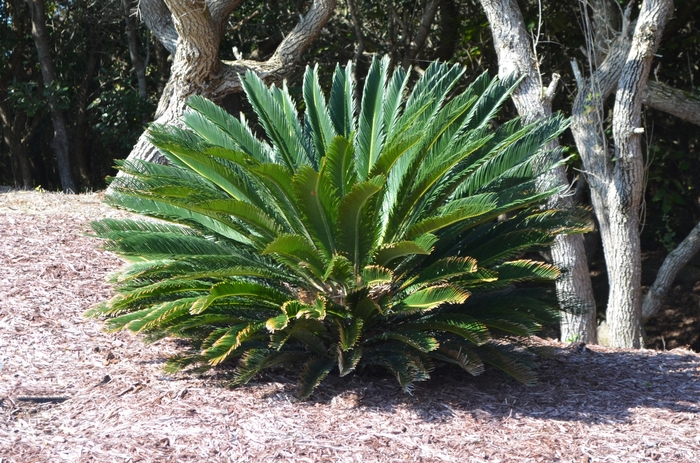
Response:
[205, 342, 700, 425]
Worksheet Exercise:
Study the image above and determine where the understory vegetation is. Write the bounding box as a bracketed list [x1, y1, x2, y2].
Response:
[88, 58, 590, 398]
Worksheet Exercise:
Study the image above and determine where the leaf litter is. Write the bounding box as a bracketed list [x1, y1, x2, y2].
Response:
[0, 190, 698, 462]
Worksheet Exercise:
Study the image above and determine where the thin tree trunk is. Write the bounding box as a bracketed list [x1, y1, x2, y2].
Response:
[346, 0, 365, 64]
[480, 0, 598, 343]
[436, 0, 460, 62]
[402, 0, 441, 69]
[25, 0, 77, 192]
[122, 0, 149, 100]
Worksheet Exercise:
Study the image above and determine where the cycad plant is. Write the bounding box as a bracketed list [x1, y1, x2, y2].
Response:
[89, 57, 589, 398]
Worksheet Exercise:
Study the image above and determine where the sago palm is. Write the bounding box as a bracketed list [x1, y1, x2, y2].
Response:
[89, 57, 589, 398]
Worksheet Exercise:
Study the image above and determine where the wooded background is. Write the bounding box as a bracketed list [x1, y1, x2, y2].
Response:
[2, 0, 699, 349]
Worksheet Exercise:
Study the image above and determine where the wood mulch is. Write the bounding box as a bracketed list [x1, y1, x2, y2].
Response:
[1, 190, 699, 463]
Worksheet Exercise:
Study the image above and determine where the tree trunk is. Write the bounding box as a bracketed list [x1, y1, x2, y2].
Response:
[25, 0, 77, 192]
[402, 0, 440, 69]
[572, 0, 673, 348]
[119, 0, 335, 171]
[122, 0, 149, 100]
[436, 0, 461, 62]
[479, 0, 598, 343]
[73, 50, 99, 187]
[0, 105, 35, 189]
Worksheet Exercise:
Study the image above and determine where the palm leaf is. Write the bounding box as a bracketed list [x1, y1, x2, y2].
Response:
[303, 64, 337, 158]
[337, 175, 385, 274]
[355, 56, 389, 180]
[241, 71, 310, 170]
[296, 357, 335, 399]
[329, 61, 356, 139]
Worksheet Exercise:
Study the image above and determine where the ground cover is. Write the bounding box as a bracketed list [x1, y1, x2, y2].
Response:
[1, 190, 698, 462]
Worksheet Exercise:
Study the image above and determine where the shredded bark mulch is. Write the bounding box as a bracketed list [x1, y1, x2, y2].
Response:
[1, 190, 699, 463]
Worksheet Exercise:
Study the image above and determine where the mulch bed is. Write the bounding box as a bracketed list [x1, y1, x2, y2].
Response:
[1, 190, 699, 463]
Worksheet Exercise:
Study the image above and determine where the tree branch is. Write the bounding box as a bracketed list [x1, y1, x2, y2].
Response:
[139, 0, 178, 54]
[206, 0, 244, 33]
[211, 0, 336, 100]
[643, 220, 700, 320]
[643, 81, 700, 126]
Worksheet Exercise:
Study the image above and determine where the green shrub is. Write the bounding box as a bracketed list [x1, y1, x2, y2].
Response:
[89, 57, 589, 398]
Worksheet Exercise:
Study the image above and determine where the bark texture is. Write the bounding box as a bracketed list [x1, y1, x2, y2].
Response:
[572, 0, 673, 348]
[120, 0, 336, 169]
[480, 0, 598, 343]
[25, 0, 77, 193]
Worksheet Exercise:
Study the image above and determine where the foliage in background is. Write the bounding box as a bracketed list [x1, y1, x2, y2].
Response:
[88, 57, 590, 397]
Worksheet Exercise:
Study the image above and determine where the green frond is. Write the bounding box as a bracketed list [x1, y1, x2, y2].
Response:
[375, 240, 432, 267]
[431, 341, 484, 376]
[293, 166, 338, 257]
[396, 284, 469, 311]
[329, 61, 356, 139]
[266, 314, 289, 332]
[382, 66, 409, 139]
[408, 257, 479, 288]
[231, 349, 308, 385]
[181, 106, 238, 151]
[296, 357, 335, 400]
[303, 64, 337, 158]
[406, 314, 491, 346]
[365, 347, 432, 392]
[103, 307, 153, 332]
[367, 331, 439, 353]
[324, 254, 354, 282]
[241, 71, 310, 170]
[262, 234, 326, 277]
[204, 323, 266, 365]
[289, 323, 329, 356]
[337, 346, 363, 377]
[336, 318, 364, 351]
[186, 95, 273, 162]
[355, 56, 389, 180]
[190, 281, 290, 315]
[475, 343, 538, 385]
[163, 355, 207, 374]
[494, 260, 560, 283]
[322, 136, 356, 200]
[337, 175, 385, 274]
[406, 193, 498, 238]
[104, 190, 252, 244]
[194, 198, 283, 241]
[361, 265, 393, 286]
